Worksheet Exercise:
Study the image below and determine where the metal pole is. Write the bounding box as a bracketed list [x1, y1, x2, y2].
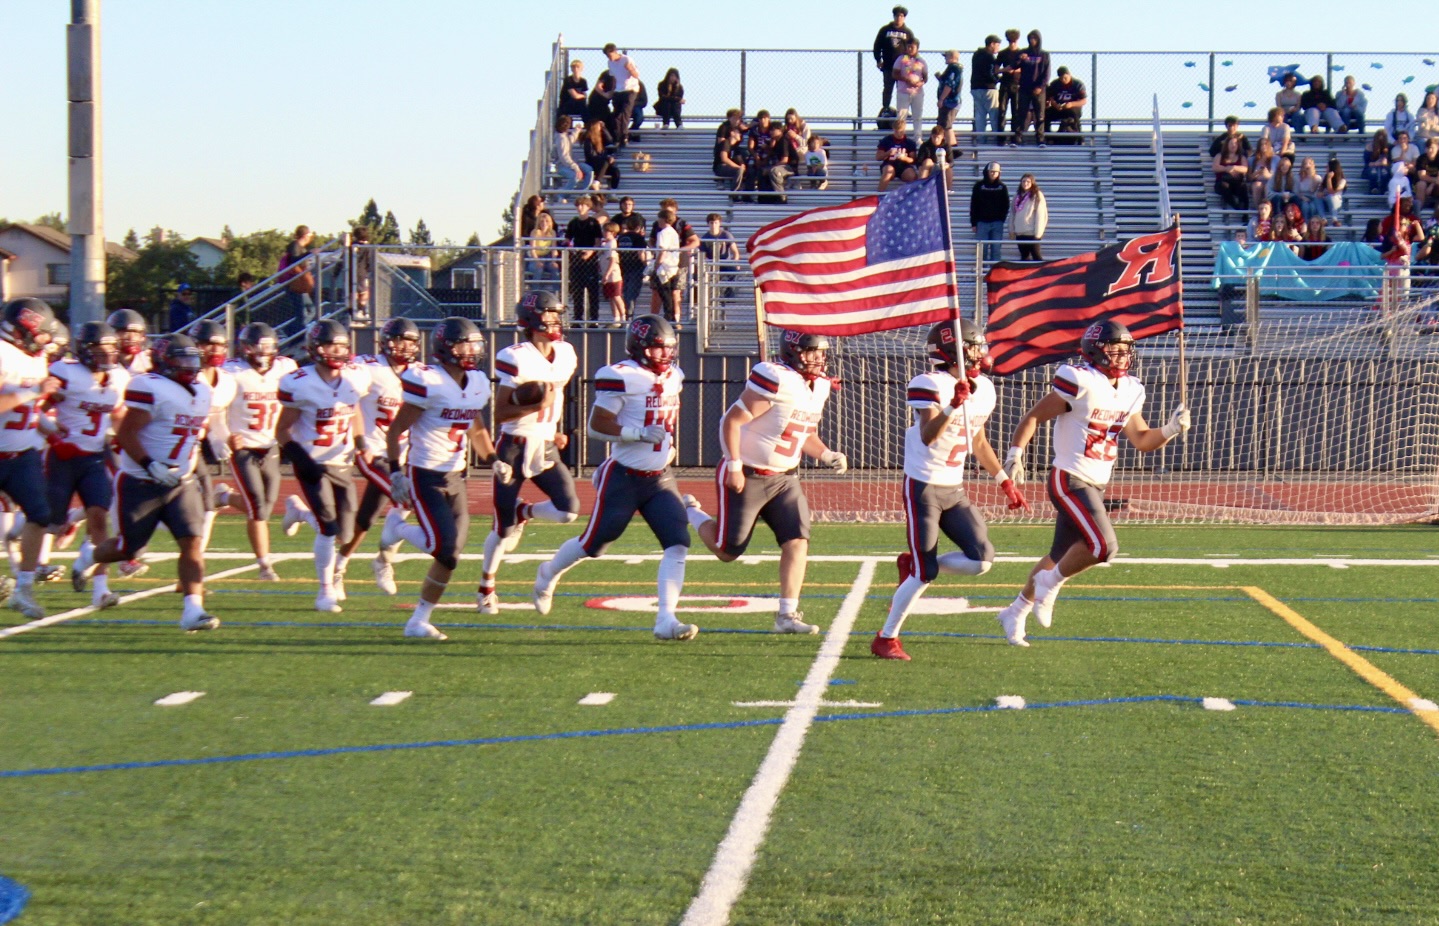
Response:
[739, 50, 747, 116]
[857, 51, 864, 130]
[67, 0, 105, 324]
[1089, 52, 1098, 133]
[1207, 54, 1216, 132]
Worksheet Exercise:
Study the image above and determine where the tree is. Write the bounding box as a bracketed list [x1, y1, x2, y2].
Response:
[378, 211, 401, 245]
[122, 228, 140, 250]
[497, 204, 515, 239]
[106, 235, 206, 317]
[466, 231, 482, 247]
[221, 224, 235, 244]
[34, 212, 66, 231]
[212, 228, 290, 286]
[409, 218, 433, 246]
[357, 199, 382, 232]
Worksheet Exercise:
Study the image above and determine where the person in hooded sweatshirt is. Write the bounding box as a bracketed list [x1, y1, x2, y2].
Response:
[1011, 29, 1051, 147]
[970, 162, 1011, 263]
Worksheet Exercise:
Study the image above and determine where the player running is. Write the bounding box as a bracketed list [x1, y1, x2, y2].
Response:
[46, 322, 128, 609]
[276, 320, 369, 613]
[379, 317, 496, 641]
[86, 334, 219, 631]
[870, 321, 1030, 660]
[189, 320, 237, 552]
[995, 320, 1190, 646]
[477, 291, 581, 614]
[532, 314, 696, 641]
[0, 299, 63, 619]
[682, 329, 847, 634]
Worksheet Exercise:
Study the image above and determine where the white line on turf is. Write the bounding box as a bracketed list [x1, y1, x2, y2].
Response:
[680, 559, 876, 926]
[370, 691, 413, 706]
[154, 691, 205, 706]
[577, 692, 615, 705]
[1202, 697, 1237, 711]
[1409, 698, 1439, 712]
[731, 700, 883, 709]
[995, 695, 1027, 710]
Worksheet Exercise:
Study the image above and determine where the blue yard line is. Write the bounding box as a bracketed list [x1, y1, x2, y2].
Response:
[0, 695, 1411, 781]
[0, 876, 27, 926]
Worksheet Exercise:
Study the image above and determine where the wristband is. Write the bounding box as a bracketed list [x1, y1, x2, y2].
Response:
[479, 452, 497, 466]
[137, 455, 155, 469]
[354, 435, 368, 452]
[944, 402, 964, 417]
[724, 460, 743, 472]
[620, 425, 642, 442]
[388, 460, 402, 474]
[993, 469, 1012, 486]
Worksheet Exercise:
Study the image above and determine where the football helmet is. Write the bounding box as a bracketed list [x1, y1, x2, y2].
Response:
[152, 333, 202, 385]
[1, 298, 60, 357]
[380, 316, 421, 365]
[305, 319, 352, 370]
[1080, 319, 1136, 376]
[626, 314, 677, 374]
[190, 319, 229, 368]
[106, 308, 148, 360]
[75, 321, 120, 372]
[777, 329, 830, 381]
[516, 290, 565, 342]
[46, 323, 71, 361]
[237, 322, 279, 373]
[432, 316, 484, 371]
[926, 320, 990, 377]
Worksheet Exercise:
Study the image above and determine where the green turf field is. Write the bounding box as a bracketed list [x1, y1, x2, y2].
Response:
[2, 520, 1438, 924]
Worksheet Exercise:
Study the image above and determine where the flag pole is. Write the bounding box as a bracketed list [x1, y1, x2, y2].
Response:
[1173, 213, 1188, 412]
[936, 163, 964, 345]
[752, 285, 768, 362]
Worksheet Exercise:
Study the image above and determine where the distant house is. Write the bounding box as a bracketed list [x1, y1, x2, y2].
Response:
[0, 247, 15, 302]
[0, 224, 138, 304]
[189, 236, 228, 270]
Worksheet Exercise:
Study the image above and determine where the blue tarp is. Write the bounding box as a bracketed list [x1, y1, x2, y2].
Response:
[1211, 240, 1386, 301]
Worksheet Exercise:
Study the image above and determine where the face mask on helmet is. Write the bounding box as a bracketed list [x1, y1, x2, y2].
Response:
[199, 341, 228, 368]
[313, 340, 351, 369]
[962, 339, 991, 378]
[641, 343, 675, 374]
[1095, 340, 1134, 374]
[384, 335, 421, 365]
[444, 337, 482, 370]
[244, 340, 277, 373]
[118, 331, 146, 358]
[82, 339, 119, 372]
[531, 310, 564, 342]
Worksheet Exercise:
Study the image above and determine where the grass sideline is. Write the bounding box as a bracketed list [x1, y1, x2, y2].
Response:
[2, 521, 1438, 924]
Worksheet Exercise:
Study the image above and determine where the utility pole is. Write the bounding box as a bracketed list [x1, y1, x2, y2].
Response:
[68, 0, 105, 323]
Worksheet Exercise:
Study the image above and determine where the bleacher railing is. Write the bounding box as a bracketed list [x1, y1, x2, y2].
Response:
[516, 36, 569, 247]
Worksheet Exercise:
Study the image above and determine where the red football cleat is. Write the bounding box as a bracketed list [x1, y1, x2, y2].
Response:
[895, 552, 913, 585]
[870, 633, 911, 661]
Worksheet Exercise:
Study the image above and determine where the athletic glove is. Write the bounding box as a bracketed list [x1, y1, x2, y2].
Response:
[1003, 446, 1026, 485]
[999, 478, 1030, 511]
[493, 459, 514, 484]
[819, 450, 848, 474]
[146, 460, 181, 487]
[621, 424, 667, 444]
[389, 471, 412, 507]
[1161, 404, 1191, 439]
[281, 440, 322, 483]
[947, 378, 972, 413]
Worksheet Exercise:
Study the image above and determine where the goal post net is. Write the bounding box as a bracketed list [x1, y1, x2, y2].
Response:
[767, 304, 1439, 525]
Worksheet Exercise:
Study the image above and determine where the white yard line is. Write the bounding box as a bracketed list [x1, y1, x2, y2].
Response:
[679, 559, 876, 926]
[369, 691, 414, 706]
[577, 692, 616, 706]
[154, 691, 205, 706]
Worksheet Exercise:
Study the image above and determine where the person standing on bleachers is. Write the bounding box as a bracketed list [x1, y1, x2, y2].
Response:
[873, 6, 915, 112]
[934, 50, 964, 133]
[996, 30, 1024, 144]
[1008, 173, 1048, 261]
[971, 36, 1002, 144]
[970, 161, 1010, 264]
[603, 43, 641, 149]
[564, 198, 603, 323]
[1010, 30, 1050, 147]
[893, 39, 929, 137]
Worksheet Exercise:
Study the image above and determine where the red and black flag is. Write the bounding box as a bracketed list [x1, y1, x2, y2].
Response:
[984, 227, 1184, 375]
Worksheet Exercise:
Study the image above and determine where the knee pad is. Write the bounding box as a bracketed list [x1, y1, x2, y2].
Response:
[318, 520, 341, 538]
[435, 550, 459, 571]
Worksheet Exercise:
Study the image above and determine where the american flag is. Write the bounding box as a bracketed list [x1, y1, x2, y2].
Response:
[745, 174, 957, 335]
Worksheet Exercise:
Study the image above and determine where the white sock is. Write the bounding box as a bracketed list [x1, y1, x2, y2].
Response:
[937, 552, 990, 576]
[686, 505, 713, 530]
[335, 554, 350, 578]
[881, 575, 929, 638]
[411, 599, 436, 623]
[0, 513, 13, 547]
[38, 533, 53, 565]
[182, 593, 204, 617]
[79, 539, 95, 564]
[7, 514, 25, 544]
[1009, 593, 1034, 613]
[257, 554, 272, 569]
[93, 572, 109, 596]
[315, 534, 337, 594]
[544, 537, 590, 585]
[778, 597, 799, 616]
[482, 530, 505, 579]
[656, 545, 687, 623]
[396, 522, 428, 551]
[529, 500, 575, 524]
[17, 570, 34, 591]
[200, 510, 217, 551]
[1038, 565, 1066, 591]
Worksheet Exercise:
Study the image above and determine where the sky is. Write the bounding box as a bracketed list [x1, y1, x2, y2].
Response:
[5, 0, 1433, 247]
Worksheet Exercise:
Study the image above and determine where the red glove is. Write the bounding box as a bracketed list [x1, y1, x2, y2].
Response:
[1000, 478, 1030, 511]
[950, 378, 971, 408]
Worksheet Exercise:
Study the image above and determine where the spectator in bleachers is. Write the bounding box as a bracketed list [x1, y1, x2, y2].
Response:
[1267, 154, 1298, 213]
[601, 221, 627, 326]
[582, 119, 620, 190]
[652, 198, 693, 247]
[764, 124, 801, 204]
[648, 208, 681, 322]
[1247, 201, 1274, 241]
[1321, 157, 1347, 225]
[1386, 94, 1415, 140]
[526, 211, 561, 285]
[564, 198, 603, 322]
[1388, 162, 1414, 207]
[746, 110, 775, 152]
[873, 6, 915, 111]
[616, 196, 645, 232]
[603, 44, 641, 148]
[934, 50, 964, 131]
[1365, 128, 1393, 194]
[1392, 130, 1420, 168]
[587, 73, 615, 132]
[893, 39, 929, 136]
[783, 109, 811, 148]
[1212, 135, 1249, 211]
[1261, 107, 1295, 162]
[1275, 73, 1303, 130]
[1301, 76, 1343, 133]
[876, 117, 919, 192]
[1208, 115, 1252, 158]
[970, 161, 1009, 263]
[1415, 92, 1439, 143]
[1011, 30, 1050, 147]
[617, 215, 648, 314]
[996, 30, 1024, 144]
[1008, 173, 1048, 260]
[655, 69, 685, 129]
[804, 136, 830, 189]
[520, 194, 549, 239]
[1295, 157, 1324, 220]
[971, 35, 1003, 142]
[1248, 137, 1276, 208]
[1363, 218, 1385, 250]
[1335, 77, 1367, 133]
[700, 214, 740, 299]
[1380, 196, 1426, 297]
[1045, 66, 1086, 143]
[629, 80, 649, 137]
[588, 192, 611, 224]
[553, 115, 595, 194]
[1267, 209, 1303, 252]
[716, 108, 748, 140]
[745, 115, 776, 197]
[1413, 137, 1439, 209]
[560, 60, 589, 123]
[713, 125, 748, 193]
[916, 125, 954, 188]
[677, 226, 703, 323]
[1301, 216, 1330, 260]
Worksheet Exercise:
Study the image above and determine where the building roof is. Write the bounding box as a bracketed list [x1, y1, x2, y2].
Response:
[0, 247, 14, 260]
[192, 236, 228, 252]
[1, 224, 138, 262]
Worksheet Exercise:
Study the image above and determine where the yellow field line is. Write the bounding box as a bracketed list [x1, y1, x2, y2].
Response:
[1243, 586, 1439, 737]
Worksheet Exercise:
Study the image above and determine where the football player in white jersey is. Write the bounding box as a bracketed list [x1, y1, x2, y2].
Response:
[995, 320, 1191, 646]
[30, 323, 75, 584]
[335, 316, 419, 596]
[215, 323, 297, 580]
[107, 309, 152, 376]
[0, 299, 63, 618]
[478, 291, 581, 614]
[871, 321, 1031, 660]
[276, 319, 370, 613]
[532, 315, 697, 641]
[188, 320, 238, 552]
[683, 329, 847, 635]
[45, 322, 128, 609]
[86, 334, 219, 631]
[380, 317, 496, 640]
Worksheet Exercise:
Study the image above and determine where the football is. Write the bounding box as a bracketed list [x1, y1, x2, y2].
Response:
[512, 381, 547, 405]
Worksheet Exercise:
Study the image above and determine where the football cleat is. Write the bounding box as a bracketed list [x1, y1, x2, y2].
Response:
[7, 587, 44, 620]
[35, 564, 65, 583]
[71, 545, 96, 592]
[477, 591, 500, 615]
[997, 600, 1031, 647]
[404, 620, 448, 641]
[180, 612, 220, 632]
[774, 611, 819, 635]
[332, 575, 347, 602]
[1031, 571, 1063, 629]
[0, 574, 14, 607]
[282, 496, 309, 537]
[896, 551, 913, 584]
[93, 591, 121, 610]
[533, 561, 559, 615]
[654, 619, 699, 641]
[118, 559, 149, 579]
[870, 633, 911, 661]
[214, 482, 234, 509]
[315, 595, 342, 614]
[371, 556, 397, 595]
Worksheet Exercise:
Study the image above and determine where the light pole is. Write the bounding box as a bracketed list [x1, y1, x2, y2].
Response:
[68, 0, 105, 323]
